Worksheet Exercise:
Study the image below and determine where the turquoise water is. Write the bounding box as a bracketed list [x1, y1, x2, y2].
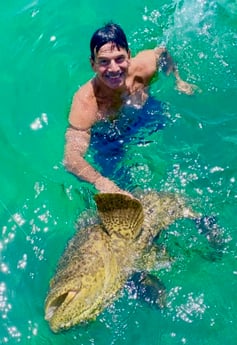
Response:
[1, 0, 237, 344]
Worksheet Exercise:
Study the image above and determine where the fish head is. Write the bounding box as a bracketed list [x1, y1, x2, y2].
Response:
[45, 264, 108, 332]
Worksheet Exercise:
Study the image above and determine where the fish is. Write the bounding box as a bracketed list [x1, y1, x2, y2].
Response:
[44, 191, 198, 333]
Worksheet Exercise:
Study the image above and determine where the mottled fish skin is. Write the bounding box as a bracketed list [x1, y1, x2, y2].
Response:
[45, 224, 123, 332]
[44, 191, 195, 332]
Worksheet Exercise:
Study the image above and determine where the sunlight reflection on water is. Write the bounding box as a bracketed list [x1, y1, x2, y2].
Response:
[1, 0, 237, 344]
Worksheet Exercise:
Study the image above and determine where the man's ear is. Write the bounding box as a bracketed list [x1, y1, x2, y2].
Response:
[128, 49, 131, 59]
[90, 57, 96, 71]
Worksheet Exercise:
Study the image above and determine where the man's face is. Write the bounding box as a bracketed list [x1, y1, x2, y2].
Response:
[91, 42, 130, 90]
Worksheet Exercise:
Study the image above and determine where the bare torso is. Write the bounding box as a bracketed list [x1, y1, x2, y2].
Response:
[64, 44, 195, 195]
[69, 49, 158, 130]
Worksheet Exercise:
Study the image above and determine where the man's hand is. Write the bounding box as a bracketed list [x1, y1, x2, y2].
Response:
[176, 79, 200, 95]
[95, 176, 133, 197]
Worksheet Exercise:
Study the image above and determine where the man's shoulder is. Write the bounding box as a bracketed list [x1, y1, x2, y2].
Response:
[69, 80, 98, 130]
[74, 79, 95, 101]
[133, 49, 156, 62]
[130, 49, 158, 77]
[133, 47, 165, 61]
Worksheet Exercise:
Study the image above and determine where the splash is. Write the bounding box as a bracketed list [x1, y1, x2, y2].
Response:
[216, 0, 237, 16]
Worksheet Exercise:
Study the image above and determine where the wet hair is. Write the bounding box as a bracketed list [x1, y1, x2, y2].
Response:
[90, 22, 129, 61]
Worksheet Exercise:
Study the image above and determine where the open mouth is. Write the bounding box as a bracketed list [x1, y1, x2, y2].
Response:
[105, 72, 124, 85]
[45, 290, 78, 320]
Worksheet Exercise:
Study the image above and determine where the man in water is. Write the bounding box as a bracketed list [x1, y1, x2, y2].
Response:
[64, 22, 195, 196]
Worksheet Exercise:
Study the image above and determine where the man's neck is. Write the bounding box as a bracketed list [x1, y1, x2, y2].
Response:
[93, 76, 128, 98]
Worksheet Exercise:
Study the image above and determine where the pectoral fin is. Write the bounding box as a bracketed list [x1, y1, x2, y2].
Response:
[126, 271, 166, 308]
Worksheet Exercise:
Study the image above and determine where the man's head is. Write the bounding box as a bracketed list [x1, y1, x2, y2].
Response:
[90, 22, 129, 61]
[90, 23, 131, 90]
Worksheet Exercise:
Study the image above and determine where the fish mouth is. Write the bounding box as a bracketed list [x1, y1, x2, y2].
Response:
[45, 289, 101, 332]
[45, 290, 78, 321]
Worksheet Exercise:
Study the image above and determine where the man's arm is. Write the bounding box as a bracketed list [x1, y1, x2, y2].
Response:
[64, 126, 131, 195]
[154, 47, 197, 95]
[134, 47, 198, 94]
[65, 86, 127, 193]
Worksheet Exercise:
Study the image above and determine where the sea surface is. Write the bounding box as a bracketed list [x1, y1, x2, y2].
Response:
[1, 0, 237, 344]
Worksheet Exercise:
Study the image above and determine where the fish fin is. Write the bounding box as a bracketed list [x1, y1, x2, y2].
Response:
[126, 271, 166, 308]
[94, 193, 144, 240]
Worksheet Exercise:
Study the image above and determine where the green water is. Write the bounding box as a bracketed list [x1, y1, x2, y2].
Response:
[1, 0, 237, 344]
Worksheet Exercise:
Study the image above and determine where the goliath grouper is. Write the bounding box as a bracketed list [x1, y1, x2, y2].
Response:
[44, 191, 198, 332]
